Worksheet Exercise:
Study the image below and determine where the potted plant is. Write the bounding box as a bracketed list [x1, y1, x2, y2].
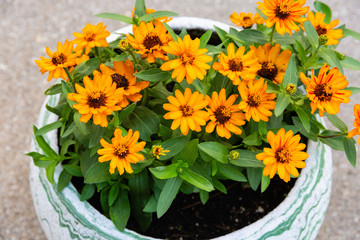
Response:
[28, 0, 360, 239]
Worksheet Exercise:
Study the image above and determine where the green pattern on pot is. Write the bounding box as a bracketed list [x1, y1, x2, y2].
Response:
[29, 17, 332, 240]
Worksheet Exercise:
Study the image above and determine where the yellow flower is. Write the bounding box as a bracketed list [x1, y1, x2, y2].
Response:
[238, 78, 276, 122]
[300, 64, 351, 117]
[126, 21, 171, 63]
[229, 12, 264, 28]
[73, 23, 110, 54]
[257, 0, 309, 35]
[150, 145, 170, 159]
[35, 40, 78, 81]
[163, 88, 209, 135]
[94, 60, 149, 108]
[132, 8, 173, 23]
[348, 104, 360, 145]
[67, 74, 124, 127]
[212, 43, 261, 85]
[205, 89, 246, 139]
[307, 11, 343, 46]
[251, 43, 292, 84]
[161, 34, 212, 84]
[98, 128, 146, 175]
[256, 128, 308, 182]
[254, 13, 266, 25]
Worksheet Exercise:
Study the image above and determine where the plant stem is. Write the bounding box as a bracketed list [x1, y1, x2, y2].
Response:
[269, 25, 276, 45]
[64, 68, 74, 83]
[141, 88, 149, 106]
[317, 133, 347, 139]
[303, 46, 321, 71]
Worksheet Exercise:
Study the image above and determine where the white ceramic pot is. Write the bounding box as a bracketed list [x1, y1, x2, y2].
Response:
[29, 17, 332, 240]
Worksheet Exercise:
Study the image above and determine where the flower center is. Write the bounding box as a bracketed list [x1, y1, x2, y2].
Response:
[143, 33, 162, 50]
[181, 53, 195, 65]
[112, 73, 129, 90]
[275, 4, 291, 20]
[314, 83, 333, 101]
[257, 61, 278, 81]
[275, 147, 291, 163]
[214, 106, 231, 125]
[84, 33, 96, 42]
[228, 58, 244, 72]
[115, 145, 129, 158]
[242, 17, 253, 28]
[247, 94, 261, 107]
[180, 105, 194, 117]
[150, 145, 170, 159]
[315, 25, 327, 36]
[87, 91, 106, 108]
[51, 53, 67, 66]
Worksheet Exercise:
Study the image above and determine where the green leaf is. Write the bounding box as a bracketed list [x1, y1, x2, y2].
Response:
[214, 26, 229, 46]
[234, 29, 267, 45]
[73, 112, 89, 136]
[199, 30, 213, 48]
[345, 87, 360, 94]
[274, 92, 290, 117]
[343, 137, 357, 167]
[63, 165, 83, 177]
[84, 162, 112, 184]
[89, 124, 107, 148]
[116, 103, 136, 124]
[57, 170, 72, 192]
[80, 149, 99, 176]
[163, 23, 178, 42]
[266, 80, 281, 93]
[45, 84, 63, 95]
[110, 189, 131, 232]
[122, 106, 160, 141]
[326, 114, 348, 132]
[294, 106, 311, 133]
[157, 177, 183, 218]
[60, 139, 76, 156]
[95, 13, 133, 24]
[80, 184, 96, 201]
[62, 122, 76, 138]
[243, 132, 262, 146]
[261, 175, 271, 193]
[282, 54, 297, 87]
[61, 81, 76, 107]
[343, 28, 360, 41]
[217, 163, 247, 182]
[46, 161, 57, 184]
[33, 125, 59, 159]
[179, 168, 214, 192]
[71, 58, 101, 82]
[199, 190, 209, 205]
[303, 20, 319, 49]
[292, 116, 318, 142]
[109, 184, 120, 206]
[318, 130, 345, 151]
[314, 1, 332, 24]
[213, 178, 227, 194]
[318, 47, 344, 74]
[143, 196, 157, 213]
[340, 56, 360, 70]
[230, 150, 264, 168]
[198, 142, 229, 163]
[100, 188, 110, 217]
[158, 124, 172, 140]
[246, 167, 263, 191]
[158, 136, 189, 160]
[139, 11, 178, 23]
[36, 120, 63, 136]
[149, 163, 180, 179]
[175, 139, 199, 166]
[134, 68, 171, 82]
[134, 0, 146, 18]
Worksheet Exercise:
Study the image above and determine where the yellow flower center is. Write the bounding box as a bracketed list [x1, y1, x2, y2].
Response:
[314, 83, 333, 101]
[143, 33, 162, 50]
[257, 61, 278, 81]
[275, 4, 291, 20]
[228, 58, 244, 72]
[150, 145, 170, 159]
[51, 53, 67, 66]
[84, 32, 96, 42]
[181, 53, 195, 65]
[180, 105, 194, 117]
[112, 73, 129, 90]
[88, 91, 106, 108]
[315, 25, 328, 36]
[247, 94, 261, 107]
[242, 16, 253, 28]
[115, 145, 129, 158]
[275, 147, 291, 163]
[214, 106, 231, 124]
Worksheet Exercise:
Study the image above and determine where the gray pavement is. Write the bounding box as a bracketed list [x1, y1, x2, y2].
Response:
[0, 0, 359, 239]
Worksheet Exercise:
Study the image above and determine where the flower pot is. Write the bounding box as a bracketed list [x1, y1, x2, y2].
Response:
[29, 17, 332, 240]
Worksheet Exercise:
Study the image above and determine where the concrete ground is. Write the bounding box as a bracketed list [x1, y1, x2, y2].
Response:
[0, 0, 359, 239]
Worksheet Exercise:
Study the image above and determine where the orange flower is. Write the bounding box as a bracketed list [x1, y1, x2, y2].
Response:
[126, 21, 171, 63]
[348, 104, 360, 145]
[161, 35, 212, 84]
[35, 40, 78, 81]
[300, 64, 351, 117]
[67, 74, 124, 127]
[256, 128, 308, 182]
[229, 12, 264, 28]
[68, 54, 90, 73]
[238, 78, 276, 122]
[251, 43, 292, 84]
[307, 11, 343, 46]
[163, 88, 209, 135]
[205, 89, 246, 139]
[257, 0, 309, 35]
[98, 128, 146, 175]
[73, 23, 110, 54]
[212, 43, 260, 85]
[94, 60, 149, 108]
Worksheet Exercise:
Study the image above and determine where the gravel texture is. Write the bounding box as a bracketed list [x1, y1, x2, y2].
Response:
[0, 0, 359, 239]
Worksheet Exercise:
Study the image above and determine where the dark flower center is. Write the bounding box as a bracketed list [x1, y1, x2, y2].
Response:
[180, 105, 194, 117]
[115, 145, 129, 158]
[275, 5, 291, 20]
[314, 83, 333, 101]
[275, 147, 291, 163]
[84, 33, 96, 42]
[87, 91, 106, 108]
[51, 53, 67, 66]
[242, 17, 253, 28]
[112, 73, 129, 90]
[143, 33, 162, 50]
[316, 25, 327, 36]
[257, 62, 278, 81]
[181, 53, 195, 65]
[228, 58, 244, 72]
[214, 106, 231, 125]
[247, 94, 261, 107]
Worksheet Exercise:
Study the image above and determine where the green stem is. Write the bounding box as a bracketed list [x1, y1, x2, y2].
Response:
[269, 25, 276, 45]
[303, 46, 321, 71]
[141, 89, 149, 106]
[64, 68, 74, 83]
[129, 50, 139, 65]
[317, 133, 347, 139]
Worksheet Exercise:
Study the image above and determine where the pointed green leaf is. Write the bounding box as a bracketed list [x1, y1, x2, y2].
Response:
[261, 175, 271, 193]
[175, 139, 199, 166]
[134, 0, 146, 18]
[33, 125, 59, 159]
[139, 11, 178, 23]
[230, 150, 264, 168]
[294, 106, 311, 133]
[84, 162, 112, 184]
[157, 177, 183, 218]
[158, 136, 188, 160]
[46, 161, 58, 184]
[243, 132, 262, 146]
[326, 114, 348, 132]
[213, 178, 227, 194]
[318, 47, 344, 74]
[199, 190, 209, 205]
[80, 184, 96, 201]
[134, 68, 171, 82]
[163, 23, 178, 42]
[109, 184, 120, 206]
[199, 30, 213, 48]
[343, 137, 357, 167]
[341, 56, 360, 70]
[343, 28, 360, 41]
[36, 120, 63, 136]
[57, 170, 72, 192]
[314, 1, 332, 24]
[274, 92, 290, 117]
[179, 168, 214, 192]
[282, 54, 297, 87]
[246, 167, 263, 191]
[217, 163, 247, 182]
[110, 189, 131, 232]
[45, 84, 63, 95]
[95, 13, 133, 24]
[303, 20, 319, 49]
[63, 165, 83, 177]
[71, 58, 101, 82]
[198, 142, 229, 163]
[149, 163, 180, 179]
[234, 29, 267, 45]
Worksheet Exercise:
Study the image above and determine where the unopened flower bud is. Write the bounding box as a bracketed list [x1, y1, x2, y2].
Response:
[319, 34, 328, 45]
[285, 83, 297, 95]
[118, 39, 130, 51]
[228, 150, 240, 160]
[177, 167, 183, 174]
